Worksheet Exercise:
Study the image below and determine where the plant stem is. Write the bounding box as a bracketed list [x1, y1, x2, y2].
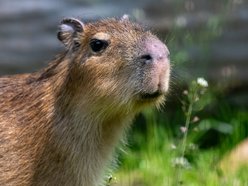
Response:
[174, 87, 196, 186]
[181, 101, 193, 160]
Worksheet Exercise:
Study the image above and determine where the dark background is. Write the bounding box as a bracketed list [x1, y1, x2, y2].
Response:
[1, 0, 248, 83]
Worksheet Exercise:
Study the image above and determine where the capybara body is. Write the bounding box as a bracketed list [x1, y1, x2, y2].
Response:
[0, 17, 170, 186]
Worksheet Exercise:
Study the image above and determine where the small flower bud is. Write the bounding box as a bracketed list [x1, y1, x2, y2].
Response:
[170, 143, 177, 150]
[183, 90, 188, 95]
[180, 126, 187, 133]
[192, 116, 199, 123]
[197, 77, 208, 88]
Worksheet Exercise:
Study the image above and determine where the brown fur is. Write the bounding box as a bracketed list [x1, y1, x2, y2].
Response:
[0, 18, 170, 186]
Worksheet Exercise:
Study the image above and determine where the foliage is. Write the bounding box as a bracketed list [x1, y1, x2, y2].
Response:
[109, 101, 248, 186]
[107, 77, 248, 186]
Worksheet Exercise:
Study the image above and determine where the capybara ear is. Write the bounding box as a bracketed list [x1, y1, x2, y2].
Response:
[57, 18, 84, 51]
[120, 14, 129, 22]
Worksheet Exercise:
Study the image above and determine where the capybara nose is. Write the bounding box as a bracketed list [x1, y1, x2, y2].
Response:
[139, 37, 169, 65]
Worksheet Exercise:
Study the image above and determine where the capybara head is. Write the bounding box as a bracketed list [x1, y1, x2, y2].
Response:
[57, 17, 170, 112]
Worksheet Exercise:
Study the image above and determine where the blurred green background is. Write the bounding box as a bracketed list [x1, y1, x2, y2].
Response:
[0, 0, 248, 185]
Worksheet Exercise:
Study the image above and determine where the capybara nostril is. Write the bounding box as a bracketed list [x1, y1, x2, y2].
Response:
[140, 54, 153, 64]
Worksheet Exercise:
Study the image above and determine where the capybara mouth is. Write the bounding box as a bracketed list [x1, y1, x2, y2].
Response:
[140, 91, 163, 100]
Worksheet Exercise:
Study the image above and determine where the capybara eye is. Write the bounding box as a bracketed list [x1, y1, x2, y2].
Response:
[90, 39, 108, 53]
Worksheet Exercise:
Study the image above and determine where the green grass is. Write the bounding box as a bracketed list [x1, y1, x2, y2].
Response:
[109, 104, 248, 186]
